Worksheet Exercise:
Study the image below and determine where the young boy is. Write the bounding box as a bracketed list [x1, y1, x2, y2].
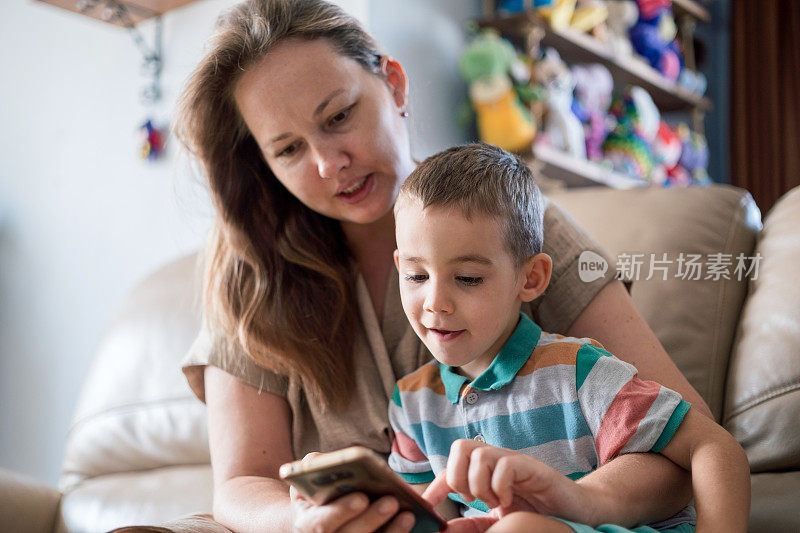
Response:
[388, 143, 750, 533]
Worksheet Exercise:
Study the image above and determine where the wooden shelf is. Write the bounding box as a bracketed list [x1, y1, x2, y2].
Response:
[33, 0, 198, 27]
[530, 144, 649, 189]
[479, 12, 712, 112]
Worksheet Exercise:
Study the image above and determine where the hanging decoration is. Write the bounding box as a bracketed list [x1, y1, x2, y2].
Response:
[139, 119, 165, 160]
[78, 0, 167, 161]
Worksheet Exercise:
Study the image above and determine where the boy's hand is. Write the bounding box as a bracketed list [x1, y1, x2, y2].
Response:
[440, 510, 501, 533]
[422, 440, 596, 524]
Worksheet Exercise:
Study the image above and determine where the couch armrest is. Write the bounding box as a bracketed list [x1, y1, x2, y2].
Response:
[725, 186, 800, 471]
[0, 468, 61, 533]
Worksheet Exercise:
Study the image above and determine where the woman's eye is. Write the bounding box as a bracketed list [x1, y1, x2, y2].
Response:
[456, 276, 483, 286]
[404, 274, 428, 283]
[277, 141, 300, 158]
[328, 105, 353, 127]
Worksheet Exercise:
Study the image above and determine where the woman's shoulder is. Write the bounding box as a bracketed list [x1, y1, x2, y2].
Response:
[530, 197, 617, 334]
[181, 321, 289, 403]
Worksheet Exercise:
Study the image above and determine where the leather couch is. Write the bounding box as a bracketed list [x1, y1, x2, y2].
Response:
[2, 184, 798, 532]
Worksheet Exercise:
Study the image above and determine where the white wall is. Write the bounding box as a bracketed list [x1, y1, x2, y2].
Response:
[0, 0, 476, 486]
[370, 0, 480, 158]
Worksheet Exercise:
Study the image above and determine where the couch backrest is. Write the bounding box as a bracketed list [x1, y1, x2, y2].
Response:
[60, 254, 208, 491]
[724, 186, 800, 471]
[550, 185, 761, 420]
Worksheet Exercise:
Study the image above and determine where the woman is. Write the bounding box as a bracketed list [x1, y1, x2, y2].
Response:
[175, 1, 712, 531]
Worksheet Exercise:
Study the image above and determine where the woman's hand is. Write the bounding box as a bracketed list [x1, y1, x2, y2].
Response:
[423, 440, 597, 526]
[288, 454, 416, 533]
[289, 485, 416, 532]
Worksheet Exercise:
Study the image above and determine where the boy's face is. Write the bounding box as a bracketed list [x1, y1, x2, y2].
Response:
[394, 200, 531, 379]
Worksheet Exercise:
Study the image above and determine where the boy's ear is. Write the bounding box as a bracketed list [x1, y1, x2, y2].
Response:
[519, 253, 552, 302]
[393, 249, 400, 271]
[380, 55, 408, 108]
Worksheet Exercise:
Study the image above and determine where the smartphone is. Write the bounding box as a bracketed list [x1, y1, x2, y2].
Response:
[279, 446, 447, 533]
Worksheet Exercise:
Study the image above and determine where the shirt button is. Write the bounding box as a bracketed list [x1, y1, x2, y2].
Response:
[474, 434, 485, 443]
[465, 392, 478, 405]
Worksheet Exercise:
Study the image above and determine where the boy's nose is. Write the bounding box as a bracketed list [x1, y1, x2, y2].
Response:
[423, 286, 454, 314]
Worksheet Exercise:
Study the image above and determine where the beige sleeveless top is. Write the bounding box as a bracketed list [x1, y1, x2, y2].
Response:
[182, 200, 615, 459]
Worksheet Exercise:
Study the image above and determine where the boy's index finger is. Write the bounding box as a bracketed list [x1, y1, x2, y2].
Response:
[422, 472, 451, 506]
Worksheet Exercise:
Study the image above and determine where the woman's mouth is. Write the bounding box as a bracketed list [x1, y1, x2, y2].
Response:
[429, 328, 465, 341]
[336, 174, 374, 203]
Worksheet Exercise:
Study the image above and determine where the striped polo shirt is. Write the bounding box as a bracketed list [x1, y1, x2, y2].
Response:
[388, 313, 692, 522]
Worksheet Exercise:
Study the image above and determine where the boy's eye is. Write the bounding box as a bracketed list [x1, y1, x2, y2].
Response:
[404, 274, 428, 283]
[456, 276, 483, 286]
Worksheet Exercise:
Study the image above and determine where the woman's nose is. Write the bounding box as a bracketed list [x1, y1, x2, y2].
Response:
[423, 283, 454, 314]
[313, 142, 351, 179]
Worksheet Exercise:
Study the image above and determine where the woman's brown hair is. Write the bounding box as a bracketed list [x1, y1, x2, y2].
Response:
[175, 0, 383, 410]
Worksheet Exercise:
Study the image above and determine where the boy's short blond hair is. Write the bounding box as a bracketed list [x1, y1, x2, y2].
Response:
[397, 142, 544, 266]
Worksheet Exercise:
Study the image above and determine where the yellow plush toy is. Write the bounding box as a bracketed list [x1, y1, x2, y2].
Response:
[538, 0, 608, 33]
[459, 31, 535, 153]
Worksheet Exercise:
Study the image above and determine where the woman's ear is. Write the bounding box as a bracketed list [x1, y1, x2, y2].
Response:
[393, 249, 401, 271]
[380, 55, 408, 108]
[519, 253, 552, 302]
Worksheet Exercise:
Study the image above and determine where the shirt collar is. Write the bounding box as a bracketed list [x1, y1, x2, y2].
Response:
[438, 313, 542, 404]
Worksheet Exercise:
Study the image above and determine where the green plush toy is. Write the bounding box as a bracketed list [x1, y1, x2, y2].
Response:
[459, 30, 536, 153]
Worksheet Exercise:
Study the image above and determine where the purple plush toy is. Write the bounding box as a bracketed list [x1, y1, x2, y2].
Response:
[676, 123, 711, 185]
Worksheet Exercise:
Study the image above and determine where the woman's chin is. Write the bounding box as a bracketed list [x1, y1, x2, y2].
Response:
[337, 197, 395, 226]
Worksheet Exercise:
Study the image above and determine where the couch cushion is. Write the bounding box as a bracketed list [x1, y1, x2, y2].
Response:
[748, 471, 800, 532]
[58, 464, 213, 533]
[549, 185, 761, 420]
[724, 186, 800, 471]
[60, 254, 209, 491]
[0, 468, 62, 533]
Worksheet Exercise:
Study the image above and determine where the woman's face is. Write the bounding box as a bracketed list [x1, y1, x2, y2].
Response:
[234, 38, 415, 226]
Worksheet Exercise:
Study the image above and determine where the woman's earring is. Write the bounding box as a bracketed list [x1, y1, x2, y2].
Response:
[400, 110, 409, 118]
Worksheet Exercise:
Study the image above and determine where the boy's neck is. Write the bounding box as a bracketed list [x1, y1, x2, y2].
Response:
[456, 308, 523, 382]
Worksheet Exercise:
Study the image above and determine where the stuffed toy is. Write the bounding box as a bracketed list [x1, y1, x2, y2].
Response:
[651, 121, 690, 186]
[602, 86, 660, 180]
[571, 63, 613, 161]
[538, 0, 608, 33]
[678, 68, 708, 96]
[651, 122, 712, 186]
[538, 0, 576, 29]
[629, 0, 682, 81]
[497, 0, 555, 14]
[459, 30, 536, 152]
[499, 0, 607, 34]
[676, 123, 711, 185]
[604, 0, 638, 57]
[569, 0, 609, 34]
[533, 48, 587, 159]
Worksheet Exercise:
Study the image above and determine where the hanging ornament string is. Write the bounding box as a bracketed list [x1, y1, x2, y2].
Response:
[131, 15, 166, 161]
[78, 1, 166, 160]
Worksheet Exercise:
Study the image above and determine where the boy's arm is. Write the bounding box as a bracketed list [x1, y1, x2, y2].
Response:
[658, 407, 751, 533]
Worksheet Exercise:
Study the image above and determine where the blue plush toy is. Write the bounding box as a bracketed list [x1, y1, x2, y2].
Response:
[497, 0, 554, 14]
[629, 0, 682, 81]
